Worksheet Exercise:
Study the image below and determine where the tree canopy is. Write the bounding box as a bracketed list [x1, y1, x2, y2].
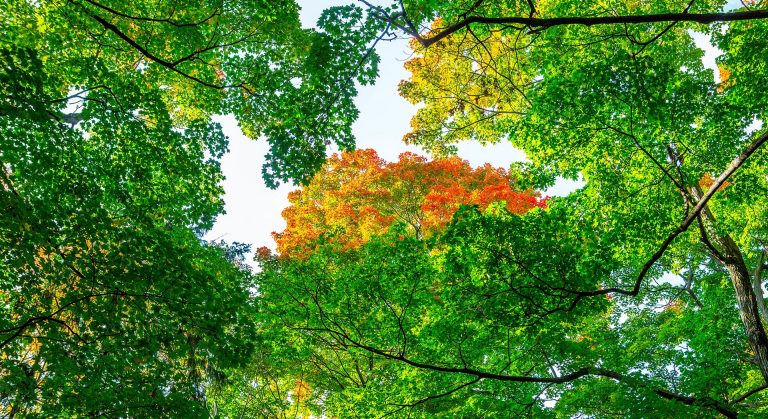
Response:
[5, 0, 768, 417]
[274, 148, 543, 256]
[248, 0, 768, 417]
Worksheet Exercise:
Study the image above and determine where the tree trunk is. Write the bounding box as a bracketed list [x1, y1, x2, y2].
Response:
[720, 237, 768, 382]
[690, 185, 768, 382]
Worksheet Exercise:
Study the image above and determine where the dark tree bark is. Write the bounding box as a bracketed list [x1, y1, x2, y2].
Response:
[690, 184, 768, 382]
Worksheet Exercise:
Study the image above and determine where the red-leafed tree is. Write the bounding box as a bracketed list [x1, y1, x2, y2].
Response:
[273, 148, 544, 256]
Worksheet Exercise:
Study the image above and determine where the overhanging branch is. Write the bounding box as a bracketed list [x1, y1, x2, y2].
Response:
[308, 324, 738, 417]
[565, 129, 768, 310]
[365, 5, 768, 47]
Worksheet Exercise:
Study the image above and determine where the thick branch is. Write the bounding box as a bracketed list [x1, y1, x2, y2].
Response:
[598, 369, 736, 418]
[566, 129, 768, 309]
[383, 8, 768, 47]
[79, 8, 252, 92]
[732, 383, 768, 404]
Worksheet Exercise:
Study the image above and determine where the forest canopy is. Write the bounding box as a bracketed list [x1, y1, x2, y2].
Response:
[4, 0, 768, 417]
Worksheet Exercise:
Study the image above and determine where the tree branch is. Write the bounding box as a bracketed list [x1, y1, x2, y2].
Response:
[379, 7, 768, 47]
[78, 7, 254, 92]
[732, 383, 768, 404]
[81, 0, 220, 28]
[309, 323, 738, 417]
[566, 129, 768, 310]
[382, 376, 482, 417]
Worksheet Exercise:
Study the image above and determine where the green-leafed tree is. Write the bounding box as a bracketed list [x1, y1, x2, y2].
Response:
[2, 0, 387, 414]
[209, 150, 543, 418]
[0, 46, 258, 417]
[255, 203, 754, 417]
[0, 2, 260, 416]
[9, 0, 768, 416]
[247, 1, 768, 417]
[3, 0, 384, 188]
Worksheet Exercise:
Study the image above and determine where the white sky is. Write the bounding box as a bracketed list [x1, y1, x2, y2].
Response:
[204, 1, 723, 262]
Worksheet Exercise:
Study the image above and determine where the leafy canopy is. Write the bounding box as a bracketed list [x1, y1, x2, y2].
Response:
[7, 0, 768, 416]
[1, 0, 266, 415]
[274, 148, 543, 256]
[243, 0, 768, 417]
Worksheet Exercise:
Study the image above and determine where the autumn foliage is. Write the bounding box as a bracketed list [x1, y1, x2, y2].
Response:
[273, 149, 544, 256]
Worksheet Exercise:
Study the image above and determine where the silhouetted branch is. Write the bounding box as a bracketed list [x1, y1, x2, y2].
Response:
[363, 3, 768, 48]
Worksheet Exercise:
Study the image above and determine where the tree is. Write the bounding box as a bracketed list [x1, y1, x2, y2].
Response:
[209, 150, 541, 417]
[1, 0, 388, 414]
[257, 204, 756, 417]
[250, 0, 768, 417]
[3, 0, 384, 187]
[274, 148, 543, 256]
[1, 10, 258, 417]
[8, 0, 768, 416]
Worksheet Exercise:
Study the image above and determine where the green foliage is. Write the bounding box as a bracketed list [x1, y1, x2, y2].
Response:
[0, 0, 389, 412]
[251, 199, 766, 417]
[7, 0, 768, 416]
[235, 0, 768, 417]
[2, 0, 384, 188]
[228, 4, 385, 187]
[0, 2, 260, 415]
